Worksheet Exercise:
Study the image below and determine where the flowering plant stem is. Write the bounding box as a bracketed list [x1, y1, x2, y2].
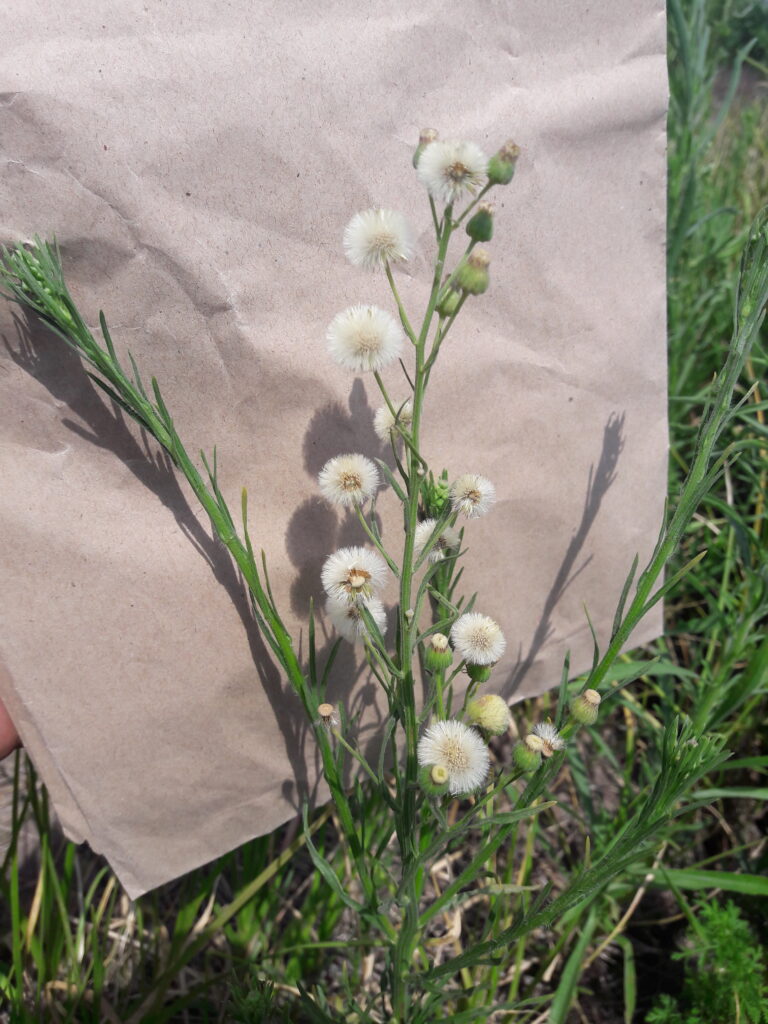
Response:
[2, 140, 765, 1019]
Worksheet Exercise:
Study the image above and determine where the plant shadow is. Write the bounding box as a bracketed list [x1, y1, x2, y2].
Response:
[4, 311, 316, 815]
[505, 412, 626, 696]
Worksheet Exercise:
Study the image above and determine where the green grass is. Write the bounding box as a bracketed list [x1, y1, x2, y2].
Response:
[1, 2, 766, 1021]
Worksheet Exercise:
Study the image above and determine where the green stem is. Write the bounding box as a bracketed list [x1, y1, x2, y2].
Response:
[354, 504, 400, 575]
[385, 261, 417, 343]
[390, 210, 456, 1019]
[454, 182, 492, 226]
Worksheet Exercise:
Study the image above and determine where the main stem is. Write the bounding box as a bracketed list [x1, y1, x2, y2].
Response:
[391, 211, 454, 1020]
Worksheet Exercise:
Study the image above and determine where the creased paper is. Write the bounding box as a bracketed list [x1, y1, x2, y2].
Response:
[0, 0, 667, 897]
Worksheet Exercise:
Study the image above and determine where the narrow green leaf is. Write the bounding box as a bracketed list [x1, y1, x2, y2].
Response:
[374, 458, 407, 502]
[301, 806, 364, 913]
[547, 907, 598, 1023]
[692, 787, 768, 801]
[654, 869, 768, 896]
[611, 553, 639, 640]
[615, 935, 636, 1024]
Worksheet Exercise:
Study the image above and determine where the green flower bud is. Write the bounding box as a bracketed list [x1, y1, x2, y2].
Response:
[425, 633, 453, 672]
[465, 202, 494, 243]
[420, 469, 452, 519]
[487, 139, 520, 185]
[455, 248, 490, 296]
[418, 763, 450, 796]
[570, 688, 601, 726]
[466, 694, 510, 735]
[436, 281, 462, 317]
[466, 662, 493, 683]
[412, 127, 439, 169]
[513, 737, 542, 772]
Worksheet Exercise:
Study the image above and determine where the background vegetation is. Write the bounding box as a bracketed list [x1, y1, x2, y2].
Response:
[1, 0, 766, 1020]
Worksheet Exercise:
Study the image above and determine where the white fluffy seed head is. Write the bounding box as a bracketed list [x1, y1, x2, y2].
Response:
[414, 520, 462, 564]
[325, 594, 387, 644]
[417, 719, 490, 796]
[326, 305, 404, 373]
[450, 473, 496, 518]
[343, 208, 415, 271]
[450, 613, 506, 665]
[321, 546, 389, 604]
[417, 140, 488, 205]
[531, 721, 566, 757]
[373, 398, 413, 442]
[318, 453, 379, 507]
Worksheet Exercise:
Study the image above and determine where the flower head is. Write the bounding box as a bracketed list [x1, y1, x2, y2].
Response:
[417, 140, 488, 205]
[570, 688, 601, 726]
[513, 739, 541, 772]
[325, 594, 387, 643]
[531, 722, 566, 757]
[373, 398, 413, 442]
[326, 305, 404, 373]
[466, 694, 511, 735]
[466, 201, 494, 243]
[343, 208, 414, 271]
[450, 613, 506, 665]
[424, 632, 453, 672]
[455, 248, 490, 296]
[414, 519, 461, 563]
[321, 546, 389, 604]
[318, 453, 379, 507]
[413, 127, 439, 168]
[450, 473, 496, 518]
[417, 719, 490, 795]
[317, 702, 339, 728]
[487, 139, 521, 186]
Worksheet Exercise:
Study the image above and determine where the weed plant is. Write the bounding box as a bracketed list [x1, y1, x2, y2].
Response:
[0, 2, 766, 1021]
[646, 901, 768, 1023]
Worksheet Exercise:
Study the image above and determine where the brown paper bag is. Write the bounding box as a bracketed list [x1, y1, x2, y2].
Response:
[0, 0, 667, 896]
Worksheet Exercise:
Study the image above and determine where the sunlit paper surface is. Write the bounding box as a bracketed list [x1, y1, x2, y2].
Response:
[0, 1, 667, 896]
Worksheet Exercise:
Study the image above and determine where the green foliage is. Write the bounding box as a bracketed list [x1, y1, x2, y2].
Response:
[228, 975, 290, 1024]
[704, 0, 768, 70]
[646, 901, 768, 1024]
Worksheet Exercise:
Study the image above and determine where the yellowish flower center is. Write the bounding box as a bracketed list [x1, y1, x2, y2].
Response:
[469, 626, 493, 651]
[446, 161, 469, 182]
[346, 568, 372, 592]
[340, 471, 363, 492]
[371, 230, 396, 253]
[443, 738, 470, 772]
[355, 327, 382, 353]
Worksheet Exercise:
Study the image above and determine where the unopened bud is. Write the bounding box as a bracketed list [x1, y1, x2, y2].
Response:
[425, 633, 453, 672]
[466, 201, 494, 243]
[487, 139, 520, 186]
[466, 694, 510, 736]
[570, 688, 601, 726]
[419, 762, 450, 796]
[455, 248, 490, 296]
[466, 662, 493, 683]
[413, 127, 439, 169]
[513, 738, 541, 772]
[436, 281, 462, 317]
